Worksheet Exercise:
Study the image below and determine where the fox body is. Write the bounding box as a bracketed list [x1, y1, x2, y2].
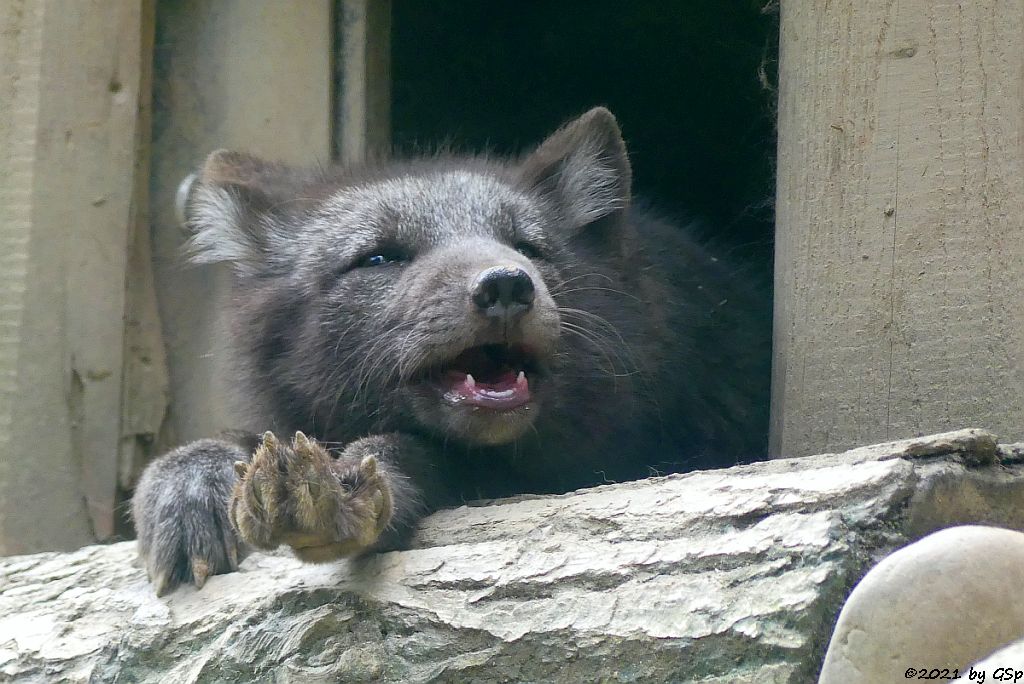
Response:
[133, 108, 769, 594]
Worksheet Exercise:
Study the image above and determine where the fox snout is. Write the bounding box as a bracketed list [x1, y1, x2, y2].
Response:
[470, 266, 536, 322]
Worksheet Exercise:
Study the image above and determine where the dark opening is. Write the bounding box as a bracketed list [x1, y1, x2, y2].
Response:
[391, 1, 778, 275]
[391, 1, 779, 460]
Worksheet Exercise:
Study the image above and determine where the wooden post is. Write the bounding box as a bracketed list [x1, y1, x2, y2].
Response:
[150, 0, 332, 445]
[335, 0, 392, 163]
[119, 0, 168, 522]
[0, 0, 156, 552]
[772, 0, 1024, 456]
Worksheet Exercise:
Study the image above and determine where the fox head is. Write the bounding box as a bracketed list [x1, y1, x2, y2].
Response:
[181, 107, 644, 447]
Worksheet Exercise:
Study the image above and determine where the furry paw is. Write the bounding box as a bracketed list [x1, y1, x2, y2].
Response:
[229, 431, 394, 562]
[132, 439, 246, 596]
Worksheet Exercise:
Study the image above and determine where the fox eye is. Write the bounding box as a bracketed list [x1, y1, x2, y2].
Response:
[357, 250, 406, 268]
[514, 241, 542, 259]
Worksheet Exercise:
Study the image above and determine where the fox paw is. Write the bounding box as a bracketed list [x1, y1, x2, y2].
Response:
[229, 431, 393, 562]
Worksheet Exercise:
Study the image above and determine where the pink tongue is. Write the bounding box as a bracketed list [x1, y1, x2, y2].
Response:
[443, 370, 531, 409]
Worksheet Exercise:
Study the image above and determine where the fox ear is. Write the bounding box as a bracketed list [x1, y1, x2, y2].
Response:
[519, 107, 632, 231]
[180, 150, 311, 275]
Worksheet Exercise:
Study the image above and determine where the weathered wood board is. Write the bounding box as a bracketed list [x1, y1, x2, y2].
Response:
[335, 0, 392, 163]
[0, 0, 154, 552]
[149, 0, 333, 445]
[773, 0, 1024, 456]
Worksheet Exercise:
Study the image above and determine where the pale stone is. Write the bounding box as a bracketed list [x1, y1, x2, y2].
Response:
[819, 525, 1024, 684]
[955, 637, 1024, 682]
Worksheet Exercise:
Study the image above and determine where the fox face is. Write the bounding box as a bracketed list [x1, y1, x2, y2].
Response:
[183, 108, 645, 448]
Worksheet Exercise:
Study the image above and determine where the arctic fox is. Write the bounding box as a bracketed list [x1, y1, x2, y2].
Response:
[132, 108, 769, 595]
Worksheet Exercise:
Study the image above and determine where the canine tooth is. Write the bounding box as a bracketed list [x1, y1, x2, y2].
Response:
[465, 374, 476, 388]
[517, 371, 526, 384]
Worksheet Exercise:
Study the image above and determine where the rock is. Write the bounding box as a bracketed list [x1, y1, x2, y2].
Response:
[818, 525, 1024, 684]
[955, 636, 1024, 682]
[1, 428, 1023, 683]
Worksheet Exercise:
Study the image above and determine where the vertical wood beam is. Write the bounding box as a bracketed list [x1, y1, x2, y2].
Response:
[0, 0, 154, 552]
[772, 0, 1024, 456]
[150, 0, 332, 445]
[119, 0, 167, 524]
[335, 0, 392, 163]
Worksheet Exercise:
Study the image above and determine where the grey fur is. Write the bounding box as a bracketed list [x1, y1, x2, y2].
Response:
[132, 439, 246, 596]
[132, 107, 770, 593]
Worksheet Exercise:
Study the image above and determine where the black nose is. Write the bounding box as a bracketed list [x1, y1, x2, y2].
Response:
[471, 266, 535, 319]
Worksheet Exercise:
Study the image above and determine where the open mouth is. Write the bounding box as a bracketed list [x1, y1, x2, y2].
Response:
[423, 344, 541, 411]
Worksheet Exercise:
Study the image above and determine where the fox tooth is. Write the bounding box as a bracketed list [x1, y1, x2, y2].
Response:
[465, 374, 476, 388]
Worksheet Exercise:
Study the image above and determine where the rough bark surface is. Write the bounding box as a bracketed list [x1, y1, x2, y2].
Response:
[2, 429, 1023, 683]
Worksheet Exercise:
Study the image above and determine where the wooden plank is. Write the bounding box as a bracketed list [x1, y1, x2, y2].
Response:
[772, 0, 1024, 456]
[150, 0, 332, 445]
[119, 0, 167, 519]
[0, 0, 151, 552]
[336, 0, 392, 162]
